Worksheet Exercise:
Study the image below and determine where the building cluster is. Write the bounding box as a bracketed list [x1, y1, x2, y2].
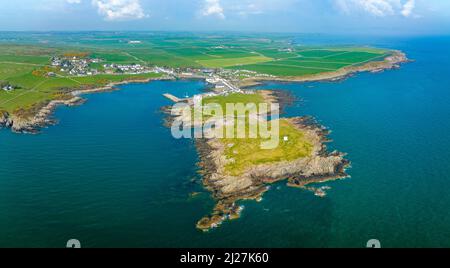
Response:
[206, 76, 245, 94]
[154, 66, 176, 76]
[103, 63, 151, 74]
[218, 69, 275, 80]
[51, 56, 100, 76]
[50, 55, 157, 76]
[2, 84, 14, 91]
[278, 48, 295, 53]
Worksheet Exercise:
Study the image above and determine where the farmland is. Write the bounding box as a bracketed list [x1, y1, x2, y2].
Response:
[0, 32, 394, 117]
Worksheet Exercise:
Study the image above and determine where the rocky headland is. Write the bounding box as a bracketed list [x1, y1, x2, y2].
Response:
[194, 116, 350, 231]
[163, 89, 350, 231]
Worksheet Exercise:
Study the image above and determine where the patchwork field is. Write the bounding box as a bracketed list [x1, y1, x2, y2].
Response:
[229, 49, 390, 76]
[0, 32, 393, 116]
[198, 55, 272, 68]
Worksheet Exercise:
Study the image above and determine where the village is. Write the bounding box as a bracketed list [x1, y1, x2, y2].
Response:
[50, 55, 158, 77]
[3, 53, 273, 95]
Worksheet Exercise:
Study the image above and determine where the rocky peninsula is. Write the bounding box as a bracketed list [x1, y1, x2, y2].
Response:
[1, 48, 409, 231]
[164, 89, 350, 231]
[195, 117, 349, 231]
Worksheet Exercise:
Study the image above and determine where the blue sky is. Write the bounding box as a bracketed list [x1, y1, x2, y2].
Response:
[1, 0, 450, 35]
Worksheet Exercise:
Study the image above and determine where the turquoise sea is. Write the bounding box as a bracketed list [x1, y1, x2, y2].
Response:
[1, 36, 450, 248]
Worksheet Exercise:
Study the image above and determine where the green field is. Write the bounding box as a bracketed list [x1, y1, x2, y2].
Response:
[197, 56, 272, 68]
[201, 92, 313, 176]
[0, 71, 162, 113]
[0, 32, 392, 117]
[229, 49, 389, 76]
[222, 119, 313, 176]
[202, 92, 265, 108]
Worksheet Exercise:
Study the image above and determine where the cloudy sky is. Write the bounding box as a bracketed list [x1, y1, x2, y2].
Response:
[1, 0, 450, 35]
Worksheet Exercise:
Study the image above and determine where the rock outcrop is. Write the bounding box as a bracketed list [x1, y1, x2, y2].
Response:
[6, 97, 85, 134]
[0, 110, 13, 129]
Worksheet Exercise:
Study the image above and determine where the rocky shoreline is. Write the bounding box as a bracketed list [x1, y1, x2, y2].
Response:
[0, 97, 86, 134]
[0, 77, 169, 133]
[194, 116, 350, 231]
[162, 88, 350, 231]
[189, 51, 410, 230]
[1, 50, 408, 134]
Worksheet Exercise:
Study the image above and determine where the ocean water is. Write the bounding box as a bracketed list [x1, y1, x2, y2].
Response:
[1, 36, 450, 248]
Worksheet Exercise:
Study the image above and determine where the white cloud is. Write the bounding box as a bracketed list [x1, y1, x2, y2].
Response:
[91, 0, 148, 21]
[201, 0, 225, 19]
[335, 0, 417, 17]
[200, 0, 299, 19]
[401, 0, 415, 17]
[67, 0, 82, 4]
[234, 4, 263, 16]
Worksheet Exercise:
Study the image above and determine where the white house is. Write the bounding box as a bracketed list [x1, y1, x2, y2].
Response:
[2, 85, 13, 91]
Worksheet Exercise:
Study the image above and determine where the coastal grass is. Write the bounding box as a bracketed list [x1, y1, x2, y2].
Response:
[0, 55, 50, 65]
[221, 119, 313, 176]
[230, 64, 330, 76]
[200, 92, 313, 176]
[202, 92, 265, 109]
[191, 93, 266, 122]
[197, 56, 273, 68]
[0, 34, 393, 116]
[0, 88, 55, 113]
[0, 63, 36, 80]
[227, 49, 390, 76]
[0, 71, 163, 113]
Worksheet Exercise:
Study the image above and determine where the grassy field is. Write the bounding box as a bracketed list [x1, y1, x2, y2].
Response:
[0, 71, 162, 113]
[0, 32, 392, 116]
[202, 92, 265, 109]
[197, 55, 272, 68]
[229, 49, 389, 76]
[200, 92, 313, 176]
[222, 119, 313, 176]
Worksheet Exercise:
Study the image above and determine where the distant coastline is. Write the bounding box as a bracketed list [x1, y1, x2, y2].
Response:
[1, 50, 409, 134]
[0, 47, 411, 232]
[0, 76, 173, 133]
[239, 50, 409, 88]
